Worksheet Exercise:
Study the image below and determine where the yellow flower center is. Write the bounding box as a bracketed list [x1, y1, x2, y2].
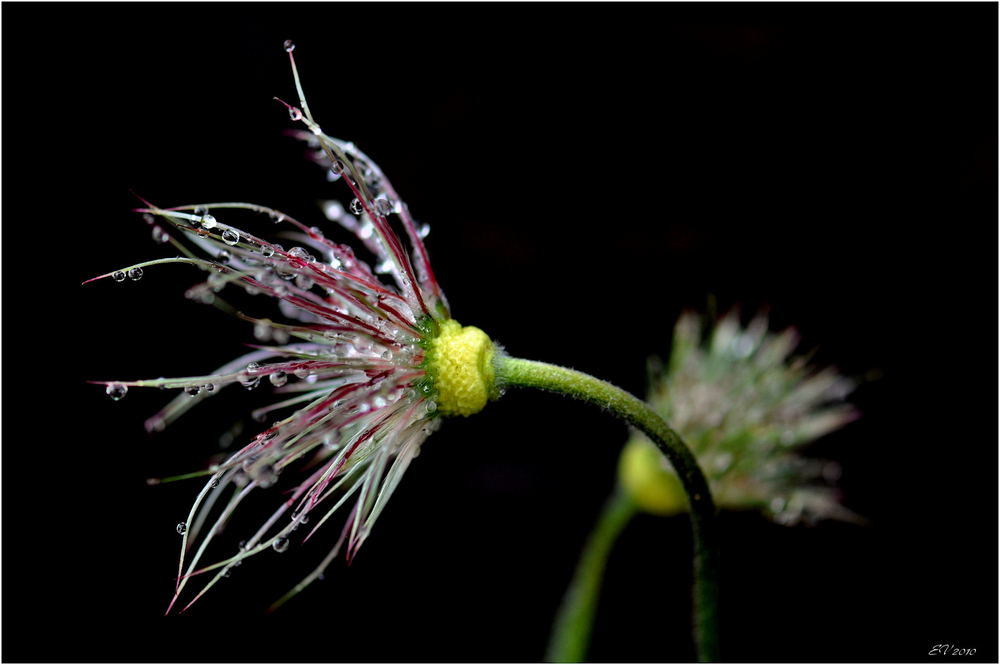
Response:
[425, 319, 496, 417]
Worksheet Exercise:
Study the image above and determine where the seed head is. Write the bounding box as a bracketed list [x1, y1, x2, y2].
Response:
[86, 44, 499, 613]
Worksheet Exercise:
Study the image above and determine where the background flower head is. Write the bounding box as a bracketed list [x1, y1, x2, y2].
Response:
[619, 310, 862, 526]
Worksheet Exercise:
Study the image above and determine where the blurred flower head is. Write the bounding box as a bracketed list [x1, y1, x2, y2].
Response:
[618, 310, 861, 526]
[89, 43, 497, 612]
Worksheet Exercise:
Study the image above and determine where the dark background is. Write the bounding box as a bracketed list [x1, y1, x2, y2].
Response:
[3, 3, 996, 663]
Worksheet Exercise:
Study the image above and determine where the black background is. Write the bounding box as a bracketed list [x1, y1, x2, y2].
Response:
[3, 3, 997, 663]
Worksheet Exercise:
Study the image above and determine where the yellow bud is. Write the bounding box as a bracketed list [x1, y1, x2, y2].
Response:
[618, 437, 688, 516]
[425, 319, 496, 417]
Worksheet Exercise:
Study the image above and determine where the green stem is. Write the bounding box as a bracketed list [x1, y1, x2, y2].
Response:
[545, 487, 638, 663]
[495, 355, 720, 662]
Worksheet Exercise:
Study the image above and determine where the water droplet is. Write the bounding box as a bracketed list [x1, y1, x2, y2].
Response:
[128, 267, 143, 282]
[293, 366, 311, 379]
[273, 537, 290, 553]
[234, 470, 249, 487]
[185, 386, 201, 396]
[288, 107, 303, 121]
[260, 245, 275, 258]
[239, 540, 248, 551]
[106, 383, 128, 401]
[222, 568, 232, 578]
[295, 274, 314, 290]
[299, 514, 309, 525]
[269, 371, 288, 387]
[381, 350, 393, 361]
[200, 214, 217, 229]
[283, 39, 295, 52]
[374, 198, 392, 216]
[288, 246, 311, 262]
[239, 373, 261, 390]
[425, 400, 436, 413]
[350, 198, 364, 215]
[142, 213, 156, 225]
[256, 465, 278, 488]
[176, 522, 187, 535]
[247, 362, 261, 374]
[418, 223, 430, 239]
[210, 476, 220, 488]
[112, 271, 126, 282]
[222, 229, 240, 246]
[193, 206, 208, 216]
[152, 227, 170, 244]
[330, 159, 346, 176]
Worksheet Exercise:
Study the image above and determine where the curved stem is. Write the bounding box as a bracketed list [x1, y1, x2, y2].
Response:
[545, 487, 638, 663]
[495, 355, 720, 662]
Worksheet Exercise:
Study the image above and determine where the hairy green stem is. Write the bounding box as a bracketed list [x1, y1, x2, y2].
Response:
[545, 487, 638, 663]
[495, 355, 720, 662]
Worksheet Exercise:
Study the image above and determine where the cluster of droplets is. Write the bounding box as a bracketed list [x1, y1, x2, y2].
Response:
[112, 268, 143, 283]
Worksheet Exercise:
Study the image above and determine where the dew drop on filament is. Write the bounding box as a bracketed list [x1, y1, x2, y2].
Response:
[112, 271, 126, 283]
[350, 198, 364, 215]
[106, 383, 128, 400]
[176, 522, 187, 535]
[128, 267, 143, 282]
[273, 537, 290, 553]
[283, 39, 295, 52]
[374, 198, 392, 217]
[222, 229, 240, 246]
